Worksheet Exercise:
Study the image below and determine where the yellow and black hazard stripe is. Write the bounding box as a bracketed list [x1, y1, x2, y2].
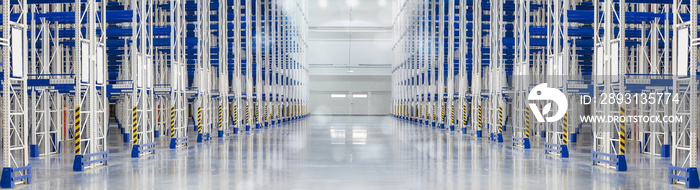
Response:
[74, 106, 81, 155]
[233, 105, 238, 126]
[245, 105, 249, 124]
[498, 106, 503, 134]
[265, 105, 269, 121]
[132, 106, 138, 145]
[451, 105, 455, 124]
[562, 113, 568, 145]
[478, 105, 482, 130]
[218, 105, 223, 130]
[463, 105, 467, 126]
[619, 106, 626, 155]
[197, 106, 202, 134]
[254, 105, 259, 121]
[441, 104, 446, 122]
[525, 108, 530, 138]
[170, 106, 175, 138]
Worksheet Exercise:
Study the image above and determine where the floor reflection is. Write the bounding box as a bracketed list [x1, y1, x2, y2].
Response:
[390, 118, 679, 190]
[17, 116, 684, 189]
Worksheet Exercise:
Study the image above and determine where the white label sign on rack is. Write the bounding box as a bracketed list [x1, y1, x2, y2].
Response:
[171, 63, 178, 91]
[558, 54, 564, 75]
[221, 75, 229, 95]
[611, 41, 620, 83]
[97, 45, 105, 84]
[50, 79, 73, 84]
[198, 68, 204, 93]
[81, 42, 90, 83]
[11, 27, 23, 78]
[137, 54, 143, 88]
[595, 45, 604, 84]
[206, 69, 211, 91]
[180, 64, 186, 91]
[547, 56, 554, 76]
[678, 27, 689, 76]
[147, 56, 153, 88]
[112, 84, 132, 89]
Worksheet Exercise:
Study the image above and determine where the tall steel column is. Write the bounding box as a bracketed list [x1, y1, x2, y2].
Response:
[543, 0, 571, 157]
[1, 0, 31, 186]
[513, 0, 531, 149]
[470, 0, 483, 137]
[129, 0, 156, 158]
[233, 0, 243, 133]
[488, 0, 505, 143]
[592, 0, 628, 171]
[72, 0, 109, 171]
[245, 0, 254, 131]
[217, 0, 231, 137]
[169, 0, 188, 149]
[670, 0, 699, 187]
[195, 0, 212, 142]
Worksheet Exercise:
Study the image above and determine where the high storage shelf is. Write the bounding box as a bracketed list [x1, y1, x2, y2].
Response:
[0, 0, 309, 188]
[392, 0, 699, 188]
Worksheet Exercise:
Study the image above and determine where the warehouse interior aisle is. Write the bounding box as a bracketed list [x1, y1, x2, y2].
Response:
[15, 116, 677, 189]
[1, 0, 698, 189]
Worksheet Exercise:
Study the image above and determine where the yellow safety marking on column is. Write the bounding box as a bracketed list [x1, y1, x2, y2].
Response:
[132, 106, 138, 145]
[170, 106, 175, 138]
[218, 105, 223, 130]
[246, 105, 249, 124]
[525, 108, 530, 138]
[562, 114, 568, 145]
[498, 106, 503, 134]
[433, 105, 436, 121]
[255, 105, 259, 121]
[451, 105, 454, 124]
[463, 105, 467, 125]
[442, 104, 446, 122]
[74, 106, 81, 155]
[478, 105, 482, 130]
[425, 105, 428, 119]
[197, 106, 202, 134]
[619, 106, 626, 155]
[234, 105, 238, 126]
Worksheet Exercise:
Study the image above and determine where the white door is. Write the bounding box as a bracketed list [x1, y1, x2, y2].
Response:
[349, 92, 369, 116]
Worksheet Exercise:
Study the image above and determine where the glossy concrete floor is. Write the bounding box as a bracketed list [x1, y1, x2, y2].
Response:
[13, 116, 691, 189]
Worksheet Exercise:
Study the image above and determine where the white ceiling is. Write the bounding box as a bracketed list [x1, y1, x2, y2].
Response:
[307, 0, 394, 75]
[308, 0, 393, 27]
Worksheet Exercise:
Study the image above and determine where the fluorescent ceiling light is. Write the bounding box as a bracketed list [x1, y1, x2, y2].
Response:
[378, 0, 386, 7]
[331, 94, 347, 98]
[319, 0, 327, 8]
[346, 70, 355, 73]
[352, 94, 368, 98]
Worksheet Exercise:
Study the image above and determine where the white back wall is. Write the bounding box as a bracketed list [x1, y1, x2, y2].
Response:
[307, 0, 393, 115]
[309, 75, 391, 115]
